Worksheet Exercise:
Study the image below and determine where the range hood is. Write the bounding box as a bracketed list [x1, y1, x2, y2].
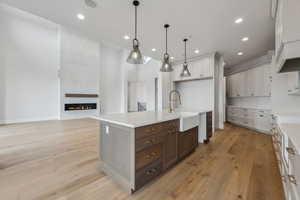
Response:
[276, 41, 300, 73]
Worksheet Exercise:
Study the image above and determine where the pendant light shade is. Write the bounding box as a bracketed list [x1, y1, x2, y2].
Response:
[127, 0, 144, 64]
[180, 38, 191, 77]
[160, 24, 173, 72]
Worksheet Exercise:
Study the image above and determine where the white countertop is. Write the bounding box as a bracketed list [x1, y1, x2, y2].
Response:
[275, 113, 300, 154]
[96, 109, 211, 128]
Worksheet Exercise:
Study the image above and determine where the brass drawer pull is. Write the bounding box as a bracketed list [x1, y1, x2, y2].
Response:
[146, 170, 153, 175]
[146, 168, 157, 175]
[288, 175, 297, 185]
[286, 147, 296, 156]
[282, 175, 286, 183]
[151, 152, 157, 156]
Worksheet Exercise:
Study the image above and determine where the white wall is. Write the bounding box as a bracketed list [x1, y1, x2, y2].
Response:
[0, 3, 166, 123]
[60, 27, 100, 119]
[176, 79, 213, 111]
[271, 62, 300, 114]
[0, 27, 5, 124]
[0, 4, 60, 124]
[228, 97, 272, 109]
[99, 44, 123, 114]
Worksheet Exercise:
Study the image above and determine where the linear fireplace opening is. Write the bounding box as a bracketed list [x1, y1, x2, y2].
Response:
[65, 103, 97, 111]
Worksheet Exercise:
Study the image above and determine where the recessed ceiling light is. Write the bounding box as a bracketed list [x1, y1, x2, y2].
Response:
[194, 49, 200, 54]
[77, 13, 85, 20]
[235, 18, 243, 24]
[123, 35, 130, 40]
[170, 56, 175, 60]
[237, 52, 244, 56]
[152, 48, 156, 52]
[242, 37, 249, 42]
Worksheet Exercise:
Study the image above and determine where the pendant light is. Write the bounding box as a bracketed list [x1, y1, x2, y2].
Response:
[180, 38, 191, 77]
[127, 0, 144, 64]
[160, 24, 173, 72]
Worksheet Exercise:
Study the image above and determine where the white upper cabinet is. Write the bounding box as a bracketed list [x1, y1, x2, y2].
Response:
[173, 57, 213, 82]
[275, 0, 300, 73]
[246, 69, 255, 97]
[227, 64, 271, 98]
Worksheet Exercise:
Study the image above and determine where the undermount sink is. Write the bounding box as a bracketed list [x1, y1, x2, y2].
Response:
[179, 112, 199, 132]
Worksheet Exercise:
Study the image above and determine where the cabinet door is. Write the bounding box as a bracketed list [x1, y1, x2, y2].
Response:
[189, 61, 200, 79]
[178, 128, 198, 160]
[237, 72, 247, 97]
[201, 58, 213, 78]
[263, 65, 272, 97]
[232, 74, 240, 97]
[254, 110, 271, 132]
[164, 130, 178, 170]
[227, 76, 233, 97]
[253, 67, 265, 97]
[247, 69, 255, 97]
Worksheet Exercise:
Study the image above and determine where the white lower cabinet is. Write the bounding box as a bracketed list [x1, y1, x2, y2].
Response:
[272, 116, 300, 200]
[227, 106, 271, 134]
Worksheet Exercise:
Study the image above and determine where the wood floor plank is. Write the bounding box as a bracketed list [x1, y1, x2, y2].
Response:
[0, 120, 284, 200]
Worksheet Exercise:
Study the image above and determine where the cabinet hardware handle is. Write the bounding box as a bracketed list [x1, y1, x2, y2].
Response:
[146, 168, 157, 175]
[146, 170, 153, 175]
[288, 175, 297, 185]
[151, 168, 157, 173]
[281, 176, 287, 183]
[145, 140, 152, 144]
[151, 152, 157, 156]
[286, 147, 296, 156]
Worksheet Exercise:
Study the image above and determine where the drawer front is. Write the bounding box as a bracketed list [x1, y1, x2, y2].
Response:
[135, 120, 178, 140]
[136, 143, 162, 170]
[287, 138, 300, 198]
[135, 160, 162, 190]
[136, 134, 164, 152]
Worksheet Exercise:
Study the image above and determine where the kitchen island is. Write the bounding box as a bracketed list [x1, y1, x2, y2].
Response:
[98, 110, 211, 193]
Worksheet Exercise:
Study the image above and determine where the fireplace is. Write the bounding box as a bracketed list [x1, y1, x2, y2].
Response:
[65, 103, 97, 111]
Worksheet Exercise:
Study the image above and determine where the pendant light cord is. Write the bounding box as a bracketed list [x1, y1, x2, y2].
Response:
[184, 40, 187, 63]
[164, 24, 170, 55]
[135, 5, 137, 40]
[166, 27, 168, 54]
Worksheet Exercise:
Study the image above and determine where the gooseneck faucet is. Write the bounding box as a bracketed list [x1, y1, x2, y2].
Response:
[169, 90, 182, 113]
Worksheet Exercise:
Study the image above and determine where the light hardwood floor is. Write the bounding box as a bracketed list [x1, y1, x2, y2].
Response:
[0, 119, 284, 200]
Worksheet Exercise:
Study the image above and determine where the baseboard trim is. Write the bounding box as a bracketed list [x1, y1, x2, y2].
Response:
[1, 116, 59, 125]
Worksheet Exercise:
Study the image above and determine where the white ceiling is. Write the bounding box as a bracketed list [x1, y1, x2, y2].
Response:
[0, 0, 275, 66]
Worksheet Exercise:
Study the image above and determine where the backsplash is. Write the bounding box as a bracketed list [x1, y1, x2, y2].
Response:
[227, 97, 271, 109]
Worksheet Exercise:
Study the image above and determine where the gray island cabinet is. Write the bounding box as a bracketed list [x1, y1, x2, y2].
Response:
[98, 111, 198, 193]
